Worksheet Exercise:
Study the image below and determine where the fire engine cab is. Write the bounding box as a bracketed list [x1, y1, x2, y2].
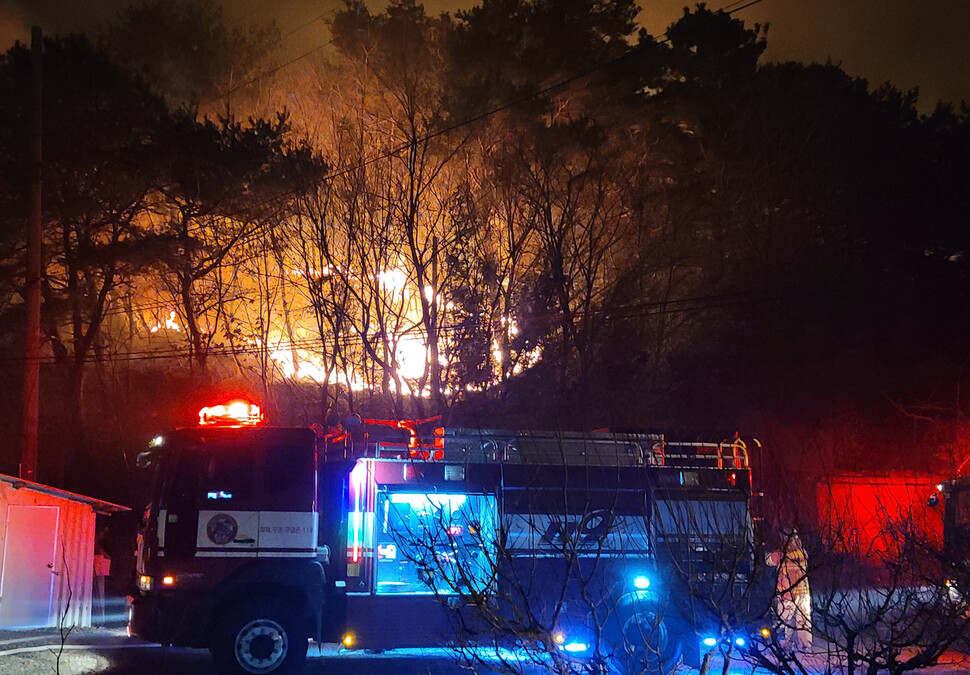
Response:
[129, 400, 763, 674]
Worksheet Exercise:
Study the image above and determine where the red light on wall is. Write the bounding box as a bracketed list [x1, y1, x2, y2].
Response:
[198, 400, 263, 426]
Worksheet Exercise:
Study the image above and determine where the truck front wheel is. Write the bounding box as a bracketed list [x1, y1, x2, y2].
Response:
[212, 599, 308, 674]
[608, 610, 682, 675]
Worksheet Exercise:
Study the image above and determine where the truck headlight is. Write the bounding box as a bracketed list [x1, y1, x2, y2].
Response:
[137, 575, 153, 592]
[562, 641, 590, 653]
[554, 629, 591, 655]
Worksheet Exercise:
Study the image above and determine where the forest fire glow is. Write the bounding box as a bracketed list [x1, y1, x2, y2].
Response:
[149, 310, 181, 333]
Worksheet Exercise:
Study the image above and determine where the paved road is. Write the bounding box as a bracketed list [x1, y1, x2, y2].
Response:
[6, 628, 970, 675]
[0, 629, 517, 675]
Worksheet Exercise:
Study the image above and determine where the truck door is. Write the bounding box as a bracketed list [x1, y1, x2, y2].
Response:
[257, 438, 317, 555]
[161, 444, 261, 560]
[945, 487, 970, 558]
[195, 446, 261, 556]
[162, 449, 203, 560]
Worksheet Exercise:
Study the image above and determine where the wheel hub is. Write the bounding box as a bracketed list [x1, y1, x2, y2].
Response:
[611, 612, 673, 674]
[236, 619, 288, 673]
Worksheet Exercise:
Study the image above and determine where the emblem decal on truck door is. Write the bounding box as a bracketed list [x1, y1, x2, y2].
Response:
[206, 513, 239, 545]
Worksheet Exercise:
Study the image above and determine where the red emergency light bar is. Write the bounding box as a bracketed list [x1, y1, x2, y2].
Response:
[198, 400, 263, 426]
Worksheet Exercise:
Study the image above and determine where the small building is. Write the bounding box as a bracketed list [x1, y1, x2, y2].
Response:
[0, 474, 128, 629]
[816, 472, 941, 558]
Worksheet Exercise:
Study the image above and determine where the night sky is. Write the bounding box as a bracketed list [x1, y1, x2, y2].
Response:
[2, 0, 968, 112]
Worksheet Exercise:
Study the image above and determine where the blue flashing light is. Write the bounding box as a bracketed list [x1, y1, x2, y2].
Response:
[734, 637, 746, 647]
[563, 642, 589, 653]
[702, 637, 718, 647]
[633, 575, 651, 590]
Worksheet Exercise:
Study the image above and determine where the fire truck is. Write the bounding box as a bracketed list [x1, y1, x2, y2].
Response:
[129, 400, 765, 674]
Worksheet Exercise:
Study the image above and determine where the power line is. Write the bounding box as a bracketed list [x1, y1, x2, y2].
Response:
[9, 277, 848, 369]
[206, 0, 767, 221]
[15, 0, 775, 369]
[211, 0, 765, 124]
[203, 39, 334, 108]
[281, 14, 327, 40]
[208, 9, 329, 105]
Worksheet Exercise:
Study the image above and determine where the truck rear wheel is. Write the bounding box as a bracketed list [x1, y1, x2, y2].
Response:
[608, 610, 682, 675]
[211, 599, 308, 675]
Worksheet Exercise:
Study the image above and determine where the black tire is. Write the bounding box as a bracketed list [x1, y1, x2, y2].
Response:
[211, 599, 308, 675]
[608, 609, 683, 675]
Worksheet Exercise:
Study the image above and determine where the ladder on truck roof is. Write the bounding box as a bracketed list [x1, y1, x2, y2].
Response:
[371, 425, 750, 470]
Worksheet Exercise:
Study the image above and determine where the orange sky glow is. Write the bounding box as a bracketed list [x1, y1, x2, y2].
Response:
[2, 0, 968, 111]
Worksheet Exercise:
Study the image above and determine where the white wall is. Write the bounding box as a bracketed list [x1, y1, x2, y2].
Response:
[0, 482, 95, 629]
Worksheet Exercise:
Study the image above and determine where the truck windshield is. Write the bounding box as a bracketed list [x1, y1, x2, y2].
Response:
[375, 491, 497, 596]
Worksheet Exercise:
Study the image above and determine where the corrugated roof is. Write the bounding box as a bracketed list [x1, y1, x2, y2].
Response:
[0, 474, 130, 514]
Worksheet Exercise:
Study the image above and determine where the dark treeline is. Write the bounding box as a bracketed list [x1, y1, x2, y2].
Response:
[0, 0, 968, 502]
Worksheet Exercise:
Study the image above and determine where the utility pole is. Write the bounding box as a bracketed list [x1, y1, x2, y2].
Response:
[20, 26, 42, 482]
